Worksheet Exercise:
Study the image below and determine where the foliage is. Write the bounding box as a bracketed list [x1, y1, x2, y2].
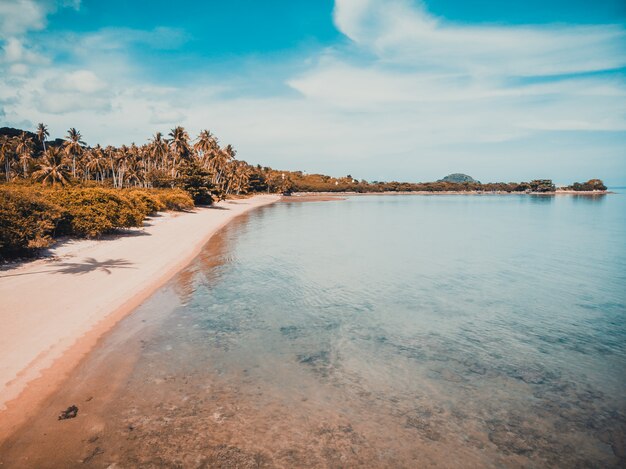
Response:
[0, 184, 194, 258]
[567, 179, 607, 191]
[126, 189, 165, 214]
[0, 125, 607, 197]
[49, 188, 148, 238]
[0, 125, 254, 201]
[175, 160, 214, 205]
[154, 188, 195, 211]
[0, 186, 62, 257]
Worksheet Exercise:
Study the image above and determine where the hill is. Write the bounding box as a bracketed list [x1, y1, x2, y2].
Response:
[439, 173, 478, 183]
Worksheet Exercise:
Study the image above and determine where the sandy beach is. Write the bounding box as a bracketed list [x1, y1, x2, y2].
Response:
[0, 194, 279, 438]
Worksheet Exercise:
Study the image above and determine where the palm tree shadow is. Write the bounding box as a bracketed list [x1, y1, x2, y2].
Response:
[55, 257, 134, 275]
[0, 257, 134, 278]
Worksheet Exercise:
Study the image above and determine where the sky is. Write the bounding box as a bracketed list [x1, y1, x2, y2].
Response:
[1, 0, 625, 184]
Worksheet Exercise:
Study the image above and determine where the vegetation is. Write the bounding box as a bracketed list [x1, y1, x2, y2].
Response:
[0, 124, 607, 258]
[278, 172, 562, 194]
[0, 125, 259, 200]
[566, 179, 607, 191]
[0, 185, 192, 258]
[439, 173, 478, 183]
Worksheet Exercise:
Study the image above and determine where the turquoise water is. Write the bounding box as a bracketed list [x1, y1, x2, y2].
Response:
[6, 193, 626, 467]
[135, 193, 624, 467]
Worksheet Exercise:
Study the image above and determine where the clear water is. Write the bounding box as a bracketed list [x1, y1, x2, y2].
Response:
[3, 193, 626, 468]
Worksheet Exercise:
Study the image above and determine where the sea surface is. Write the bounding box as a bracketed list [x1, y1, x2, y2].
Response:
[2, 193, 626, 468]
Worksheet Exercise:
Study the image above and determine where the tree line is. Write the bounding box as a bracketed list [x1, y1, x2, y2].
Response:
[0, 124, 294, 202]
[0, 125, 606, 198]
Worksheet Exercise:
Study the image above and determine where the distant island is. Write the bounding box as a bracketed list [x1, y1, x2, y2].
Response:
[0, 124, 608, 259]
[439, 173, 479, 184]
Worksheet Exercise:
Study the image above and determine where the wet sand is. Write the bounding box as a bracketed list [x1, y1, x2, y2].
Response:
[0, 195, 279, 441]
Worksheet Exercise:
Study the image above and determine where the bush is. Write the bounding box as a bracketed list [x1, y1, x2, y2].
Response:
[0, 187, 62, 258]
[49, 188, 147, 238]
[0, 184, 195, 258]
[568, 179, 607, 191]
[128, 190, 165, 214]
[155, 188, 194, 211]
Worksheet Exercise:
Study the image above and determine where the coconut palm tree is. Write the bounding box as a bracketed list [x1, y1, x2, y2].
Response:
[168, 126, 191, 170]
[15, 132, 34, 177]
[214, 144, 236, 186]
[114, 146, 129, 188]
[148, 132, 168, 171]
[234, 161, 252, 194]
[32, 147, 70, 186]
[82, 148, 94, 181]
[63, 127, 85, 178]
[37, 123, 49, 152]
[193, 129, 216, 162]
[0, 135, 14, 182]
[104, 145, 117, 187]
[86, 145, 107, 183]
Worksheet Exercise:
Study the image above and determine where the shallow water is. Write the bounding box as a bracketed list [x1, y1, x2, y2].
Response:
[2, 193, 625, 468]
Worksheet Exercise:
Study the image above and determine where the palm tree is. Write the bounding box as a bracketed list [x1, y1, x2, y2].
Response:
[0, 135, 14, 182]
[13, 132, 34, 177]
[86, 145, 107, 183]
[148, 132, 168, 171]
[214, 144, 236, 186]
[114, 146, 129, 188]
[104, 145, 118, 187]
[234, 161, 252, 194]
[193, 129, 217, 161]
[168, 126, 191, 176]
[63, 127, 85, 178]
[36, 123, 49, 152]
[32, 147, 71, 186]
[4, 123, 256, 197]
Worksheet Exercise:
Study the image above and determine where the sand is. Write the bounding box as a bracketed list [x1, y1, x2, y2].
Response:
[0, 194, 279, 437]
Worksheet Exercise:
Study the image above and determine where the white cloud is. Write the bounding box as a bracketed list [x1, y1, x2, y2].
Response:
[333, 0, 626, 76]
[8, 63, 29, 75]
[0, 0, 48, 39]
[45, 70, 107, 93]
[0, 0, 624, 183]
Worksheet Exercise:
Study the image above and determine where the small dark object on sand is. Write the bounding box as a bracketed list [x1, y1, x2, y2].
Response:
[58, 405, 78, 420]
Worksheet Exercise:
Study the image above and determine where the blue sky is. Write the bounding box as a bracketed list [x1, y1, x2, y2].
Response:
[1, 0, 625, 184]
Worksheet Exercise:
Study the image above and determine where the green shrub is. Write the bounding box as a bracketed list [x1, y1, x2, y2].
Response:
[568, 179, 607, 191]
[0, 184, 195, 258]
[155, 189, 194, 211]
[128, 189, 165, 214]
[49, 188, 146, 238]
[0, 187, 62, 258]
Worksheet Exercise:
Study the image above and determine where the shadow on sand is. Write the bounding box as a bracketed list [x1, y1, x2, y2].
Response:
[0, 257, 134, 278]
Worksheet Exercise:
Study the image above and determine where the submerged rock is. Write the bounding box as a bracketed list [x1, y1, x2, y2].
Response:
[58, 405, 78, 420]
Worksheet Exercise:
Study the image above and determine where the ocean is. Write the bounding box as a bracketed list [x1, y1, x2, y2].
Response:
[3, 192, 625, 467]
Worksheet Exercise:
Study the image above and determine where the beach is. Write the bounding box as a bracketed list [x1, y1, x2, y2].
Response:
[0, 194, 279, 439]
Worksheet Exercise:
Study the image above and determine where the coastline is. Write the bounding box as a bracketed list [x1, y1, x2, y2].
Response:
[0, 194, 279, 440]
[289, 190, 610, 197]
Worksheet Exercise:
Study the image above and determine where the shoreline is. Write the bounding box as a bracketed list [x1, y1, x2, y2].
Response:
[288, 190, 611, 197]
[0, 194, 279, 440]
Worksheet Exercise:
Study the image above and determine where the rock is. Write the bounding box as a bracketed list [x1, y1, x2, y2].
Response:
[58, 405, 78, 420]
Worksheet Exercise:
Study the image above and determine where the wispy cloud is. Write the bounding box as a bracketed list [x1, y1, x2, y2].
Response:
[333, 0, 626, 75]
[0, 0, 624, 183]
